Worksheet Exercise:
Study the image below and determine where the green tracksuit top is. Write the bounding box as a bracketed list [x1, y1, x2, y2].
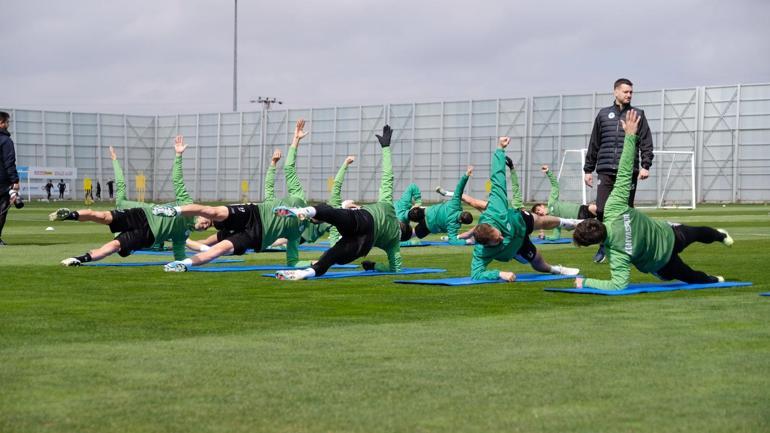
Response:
[470, 149, 529, 280]
[362, 147, 403, 273]
[393, 183, 422, 223]
[327, 160, 350, 246]
[544, 170, 582, 240]
[264, 147, 330, 244]
[425, 174, 469, 245]
[257, 196, 304, 266]
[584, 134, 675, 290]
[138, 155, 196, 260]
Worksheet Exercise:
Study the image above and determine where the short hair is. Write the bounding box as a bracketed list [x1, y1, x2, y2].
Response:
[407, 207, 425, 223]
[459, 211, 473, 225]
[472, 223, 499, 246]
[531, 203, 546, 214]
[572, 219, 607, 247]
[399, 221, 413, 242]
[614, 78, 633, 89]
[0, 111, 9, 123]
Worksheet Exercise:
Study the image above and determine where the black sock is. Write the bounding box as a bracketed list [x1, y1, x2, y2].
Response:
[67, 211, 80, 221]
[75, 253, 92, 263]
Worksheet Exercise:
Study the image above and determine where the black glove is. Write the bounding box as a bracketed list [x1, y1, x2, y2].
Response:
[505, 156, 514, 170]
[362, 260, 376, 271]
[375, 125, 393, 148]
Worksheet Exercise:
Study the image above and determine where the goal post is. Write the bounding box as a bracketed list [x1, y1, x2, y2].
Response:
[556, 149, 696, 209]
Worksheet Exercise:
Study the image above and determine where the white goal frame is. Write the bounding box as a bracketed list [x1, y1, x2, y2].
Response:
[557, 149, 696, 209]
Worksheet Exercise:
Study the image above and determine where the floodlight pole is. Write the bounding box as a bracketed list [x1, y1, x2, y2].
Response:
[232, 0, 238, 112]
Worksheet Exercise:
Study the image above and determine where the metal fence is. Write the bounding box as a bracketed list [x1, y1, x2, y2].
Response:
[4, 82, 770, 204]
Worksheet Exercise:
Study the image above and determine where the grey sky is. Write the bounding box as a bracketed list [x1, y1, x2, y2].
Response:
[3, 0, 769, 114]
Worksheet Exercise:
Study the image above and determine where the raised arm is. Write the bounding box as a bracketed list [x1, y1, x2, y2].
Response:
[446, 167, 471, 245]
[328, 156, 355, 246]
[603, 110, 640, 222]
[285, 119, 308, 201]
[486, 137, 511, 213]
[264, 148, 281, 201]
[109, 146, 131, 208]
[507, 156, 523, 209]
[543, 165, 560, 205]
[375, 125, 394, 203]
[172, 135, 193, 205]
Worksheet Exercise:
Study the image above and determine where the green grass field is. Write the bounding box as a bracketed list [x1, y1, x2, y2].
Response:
[1, 201, 769, 433]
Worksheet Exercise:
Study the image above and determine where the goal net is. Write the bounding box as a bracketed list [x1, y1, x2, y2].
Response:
[557, 149, 696, 209]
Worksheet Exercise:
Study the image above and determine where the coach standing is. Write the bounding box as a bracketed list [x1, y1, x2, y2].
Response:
[0, 111, 20, 246]
[583, 78, 654, 263]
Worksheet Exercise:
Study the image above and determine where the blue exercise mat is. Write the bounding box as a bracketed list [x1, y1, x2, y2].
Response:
[84, 259, 244, 267]
[760, 293, 770, 297]
[264, 244, 330, 252]
[531, 237, 572, 244]
[393, 274, 576, 286]
[189, 264, 358, 272]
[264, 268, 446, 280]
[134, 250, 196, 256]
[545, 281, 753, 296]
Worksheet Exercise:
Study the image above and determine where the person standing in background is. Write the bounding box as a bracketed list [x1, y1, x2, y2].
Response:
[583, 78, 654, 263]
[0, 111, 20, 246]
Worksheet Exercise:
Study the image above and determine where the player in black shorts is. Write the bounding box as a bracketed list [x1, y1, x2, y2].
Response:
[50, 206, 209, 266]
[152, 198, 305, 272]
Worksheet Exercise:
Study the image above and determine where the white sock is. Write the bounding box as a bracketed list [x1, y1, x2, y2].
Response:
[299, 207, 317, 218]
[301, 268, 316, 278]
[558, 218, 581, 230]
[182, 258, 193, 267]
[550, 265, 562, 275]
[174, 206, 183, 214]
[444, 191, 454, 197]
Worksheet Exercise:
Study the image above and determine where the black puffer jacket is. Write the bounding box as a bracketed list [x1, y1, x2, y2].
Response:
[0, 128, 19, 187]
[583, 103, 654, 175]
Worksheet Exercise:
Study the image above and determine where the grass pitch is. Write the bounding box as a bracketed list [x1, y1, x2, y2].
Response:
[1, 201, 769, 433]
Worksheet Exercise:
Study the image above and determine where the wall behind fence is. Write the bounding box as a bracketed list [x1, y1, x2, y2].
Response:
[5, 82, 769, 204]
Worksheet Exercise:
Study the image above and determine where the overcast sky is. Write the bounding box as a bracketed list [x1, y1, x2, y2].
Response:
[3, 0, 769, 115]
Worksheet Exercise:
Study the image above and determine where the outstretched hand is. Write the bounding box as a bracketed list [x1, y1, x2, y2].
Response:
[574, 277, 584, 289]
[499, 271, 516, 282]
[344, 155, 356, 166]
[466, 165, 474, 177]
[271, 149, 282, 165]
[620, 109, 640, 136]
[174, 135, 188, 155]
[293, 118, 308, 143]
[498, 136, 510, 149]
[541, 165, 549, 173]
[109, 146, 117, 161]
[376, 125, 393, 148]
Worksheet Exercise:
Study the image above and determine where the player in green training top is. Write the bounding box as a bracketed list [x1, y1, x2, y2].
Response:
[407, 166, 474, 245]
[271, 125, 413, 280]
[50, 136, 211, 266]
[531, 165, 597, 240]
[470, 137, 582, 281]
[267, 119, 332, 245]
[572, 109, 733, 290]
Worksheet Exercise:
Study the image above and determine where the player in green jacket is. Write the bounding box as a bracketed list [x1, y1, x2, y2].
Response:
[470, 137, 582, 281]
[51, 136, 210, 266]
[407, 166, 474, 245]
[573, 110, 732, 290]
[272, 125, 412, 280]
[531, 165, 597, 240]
